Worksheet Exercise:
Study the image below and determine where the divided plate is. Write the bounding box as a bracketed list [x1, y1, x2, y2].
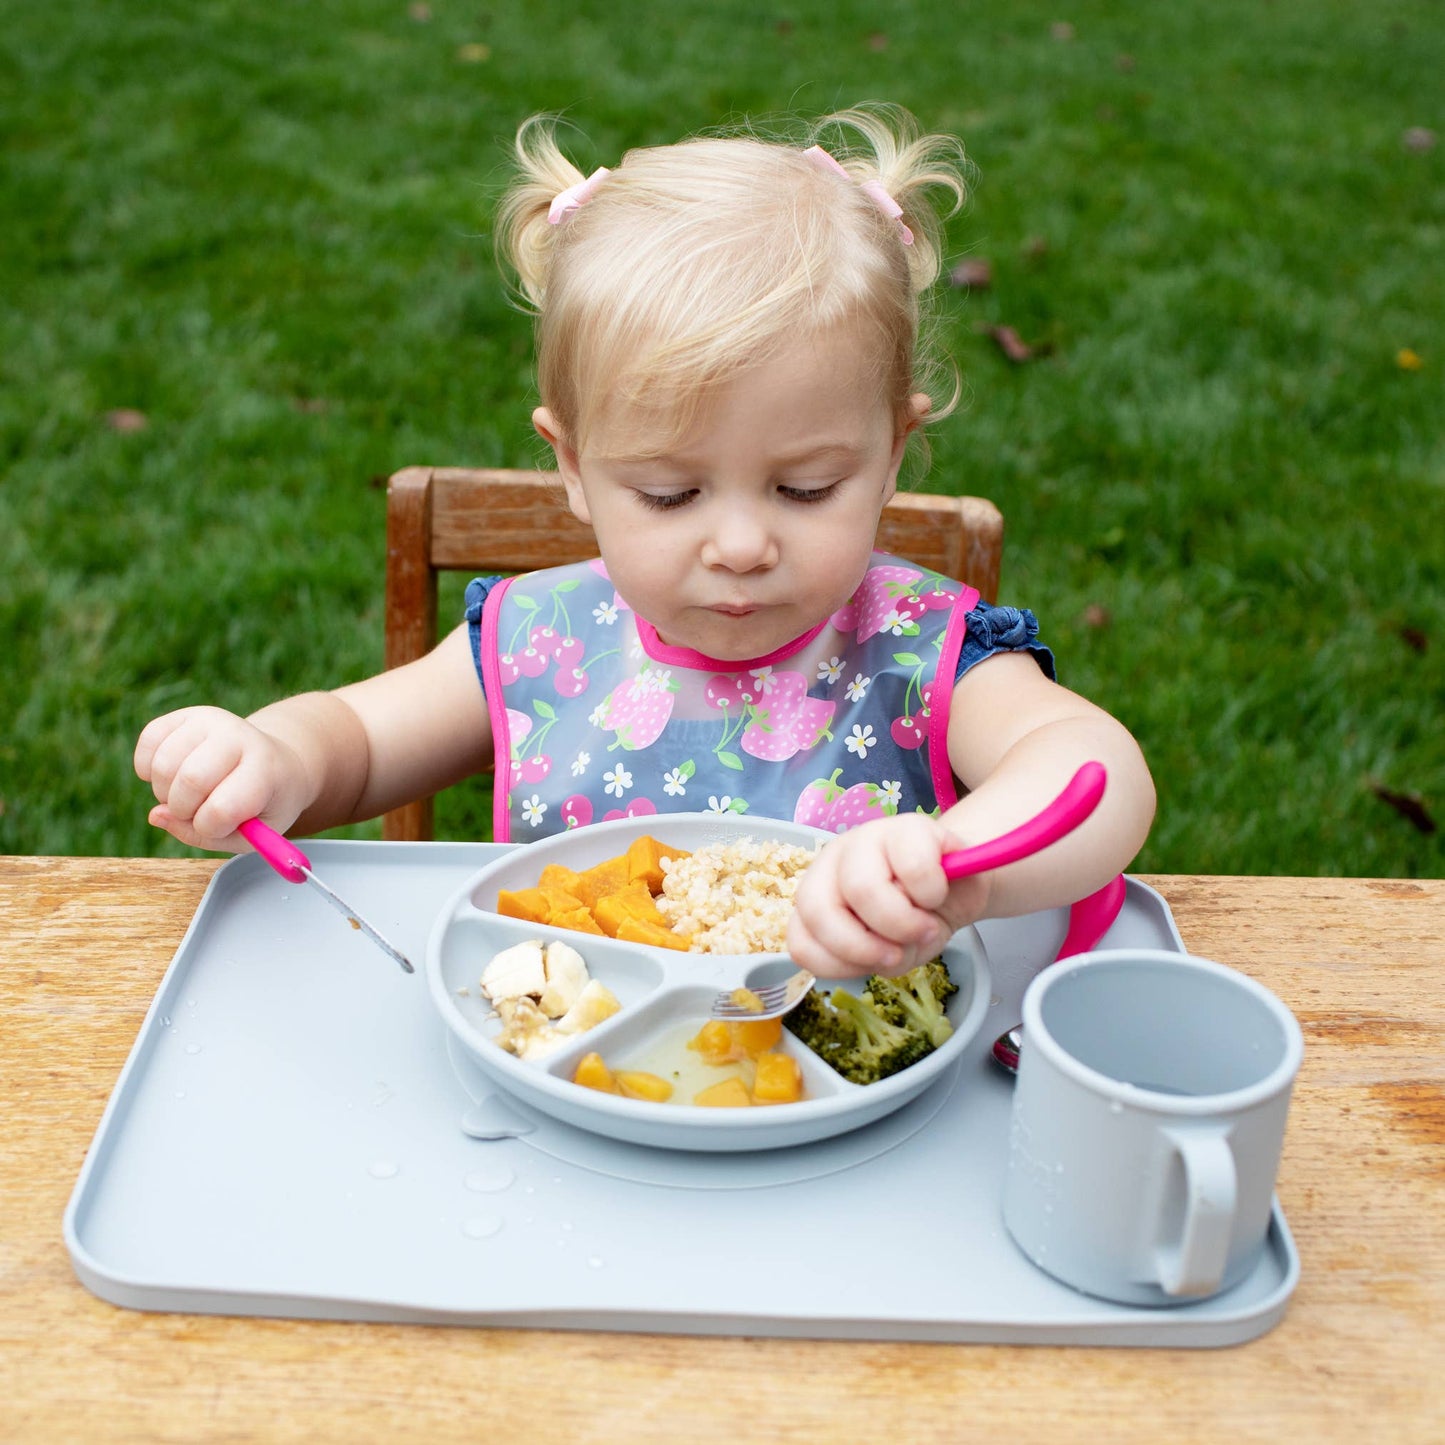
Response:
[426, 812, 992, 1151]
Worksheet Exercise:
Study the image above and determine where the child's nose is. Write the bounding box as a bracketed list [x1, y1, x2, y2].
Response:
[702, 508, 779, 572]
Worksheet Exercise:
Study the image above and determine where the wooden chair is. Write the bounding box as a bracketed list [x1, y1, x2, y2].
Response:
[382, 465, 1004, 840]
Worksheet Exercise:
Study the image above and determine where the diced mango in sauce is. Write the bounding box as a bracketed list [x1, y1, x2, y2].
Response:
[572, 1051, 619, 1093]
[687, 1019, 739, 1066]
[752, 1050, 803, 1104]
[693, 1076, 753, 1108]
[615, 1070, 674, 1103]
[731, 1016, 783, 1055]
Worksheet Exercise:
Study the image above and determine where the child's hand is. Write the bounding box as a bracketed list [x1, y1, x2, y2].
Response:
[786, 815, 988, 979]
[134, 706, 309, 851]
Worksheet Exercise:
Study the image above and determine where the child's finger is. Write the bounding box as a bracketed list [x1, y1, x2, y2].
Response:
[151, 731, 246, 825]
[134, 710, 193, 780]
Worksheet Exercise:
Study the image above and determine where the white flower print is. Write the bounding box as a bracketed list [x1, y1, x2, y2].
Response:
[707, 795, 734, 815]
[878, 779, 903, 808]
[521, 795, 548, 827]
[816, 655, 845, 684]
[603, 765, 633, 798]
[845, 672, 872, 702]
[882, 608, 911, 636]
[589, 702, 609, 728]
[845, 724, 877, 758]
[750, 667, 776, 694]
[593, 600, 619, 625]
[644, 668, 673, 694]
[663, 767, 688, 797]
[571, 750, 591, 777]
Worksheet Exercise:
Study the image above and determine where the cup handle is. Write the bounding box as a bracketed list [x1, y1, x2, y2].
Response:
[1153, 1127, 1237, 1296]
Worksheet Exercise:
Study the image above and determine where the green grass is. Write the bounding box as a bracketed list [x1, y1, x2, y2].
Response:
[3, 0, 1441, 877]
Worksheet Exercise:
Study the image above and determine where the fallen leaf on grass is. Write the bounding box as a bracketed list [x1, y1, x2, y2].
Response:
[1115, 52, 1136, 73]
[1022, 235, 1050, 258]
[290, 397, 330, 414]
[867, 31, 888, 51]
[1370, 783, 1437, 835]
[949, 258, 993, 289]
[983, 325, 1052, 363]
[1051, 21, 1075, 42]
[1081, 604, 1112, 629]
[1396, 348, 1423, 371]
[408, 2, 431, 20]
[105, 409, 148, 433]
[1397, 624, 1429, 654]
[457, 42, 490, 62]
[1402, 127, 1436, 153]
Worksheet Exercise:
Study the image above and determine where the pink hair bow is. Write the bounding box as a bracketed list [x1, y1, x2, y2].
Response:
[802, 145, 914, 245]
[547, 166, 612, 225]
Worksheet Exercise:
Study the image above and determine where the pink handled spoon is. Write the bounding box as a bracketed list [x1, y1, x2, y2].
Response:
[712, 763, 1110, 1021]
[938, 761, 1108, 881]
[990, 870, 1128, 1073]
[238, 818, 415, 973]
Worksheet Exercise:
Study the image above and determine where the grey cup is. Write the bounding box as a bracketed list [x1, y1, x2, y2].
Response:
[1002, 950, 1303, 1306]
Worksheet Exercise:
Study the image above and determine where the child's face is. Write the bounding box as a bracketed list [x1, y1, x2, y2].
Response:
[538, 327, 923, 662]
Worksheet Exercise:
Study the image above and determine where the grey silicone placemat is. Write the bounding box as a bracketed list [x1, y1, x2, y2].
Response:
[64, 843, 1298, 1345]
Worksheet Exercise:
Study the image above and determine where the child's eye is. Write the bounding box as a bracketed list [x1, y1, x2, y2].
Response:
[635, 489, 698, 512]
[779, 482, 842, 504]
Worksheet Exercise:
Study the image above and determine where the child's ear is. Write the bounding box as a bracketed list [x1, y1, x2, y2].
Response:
[533, 406, 591, 525]
[885, 392, 932, 492]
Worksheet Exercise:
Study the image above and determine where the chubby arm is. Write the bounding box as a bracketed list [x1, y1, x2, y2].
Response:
[788, 652, 1155, 977]
[135, 624, 493, 850]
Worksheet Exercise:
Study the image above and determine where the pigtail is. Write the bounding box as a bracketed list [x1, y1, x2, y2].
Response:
[812, 104, 971, 293]
[494, 115, 589, 311]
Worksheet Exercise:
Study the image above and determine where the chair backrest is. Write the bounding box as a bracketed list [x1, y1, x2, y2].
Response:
[383, 465, 1004, 840]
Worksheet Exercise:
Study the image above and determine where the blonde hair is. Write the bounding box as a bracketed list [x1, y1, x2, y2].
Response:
[495, 104, 970, 455]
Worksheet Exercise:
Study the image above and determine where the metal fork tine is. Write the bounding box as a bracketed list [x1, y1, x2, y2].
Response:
[709, 969, 816, 1021]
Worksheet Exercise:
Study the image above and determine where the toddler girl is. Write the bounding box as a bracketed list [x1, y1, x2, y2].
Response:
[136, 105, 1155, 978]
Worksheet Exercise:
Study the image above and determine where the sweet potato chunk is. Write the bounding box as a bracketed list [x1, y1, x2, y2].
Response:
[615, 916, 692, 952]
[626, 835, 691, 894]
[570, 856, 633, 909]
[496, 887, 552, 925]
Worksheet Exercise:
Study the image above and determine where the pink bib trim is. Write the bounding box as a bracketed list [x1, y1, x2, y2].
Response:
[479, 576, 517, 843]
[926, 585, 980, 812]
[634, 615, 829, 673]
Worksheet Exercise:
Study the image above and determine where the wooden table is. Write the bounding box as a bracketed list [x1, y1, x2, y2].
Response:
[2, 858, 1441, 1442]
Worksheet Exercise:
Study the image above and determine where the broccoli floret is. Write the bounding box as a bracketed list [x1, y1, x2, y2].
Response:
[865, 959, 958, 1049]
[785, 958, 959, 1085]
[829, 989, 934, 1083]
[782, 989, 856, 1069]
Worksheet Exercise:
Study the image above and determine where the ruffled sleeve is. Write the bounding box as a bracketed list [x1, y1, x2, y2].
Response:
[954, 601, 1057, 682]
[464, 575, 505, 694]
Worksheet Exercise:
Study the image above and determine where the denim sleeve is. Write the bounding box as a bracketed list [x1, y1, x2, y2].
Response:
[954, 601, 1057, 683]
[464, 575, 505, 694]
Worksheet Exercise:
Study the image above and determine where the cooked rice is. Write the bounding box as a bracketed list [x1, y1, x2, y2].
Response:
[656, 837, 816, 954]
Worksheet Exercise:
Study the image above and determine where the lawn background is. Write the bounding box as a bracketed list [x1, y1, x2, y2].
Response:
[3, 0, 1441, 877]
